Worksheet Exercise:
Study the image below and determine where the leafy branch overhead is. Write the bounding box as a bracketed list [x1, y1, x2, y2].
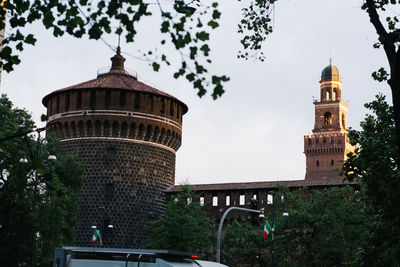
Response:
[0, 0, 277, 99]
[0, 0, 215, 99]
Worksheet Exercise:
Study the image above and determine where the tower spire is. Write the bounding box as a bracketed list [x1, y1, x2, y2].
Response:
[110, 44, 125, 72]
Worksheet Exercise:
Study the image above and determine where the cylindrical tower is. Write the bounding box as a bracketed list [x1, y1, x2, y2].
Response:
[42, 48, 188, 248]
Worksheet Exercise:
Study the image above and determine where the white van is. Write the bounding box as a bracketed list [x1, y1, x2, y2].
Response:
[53, 247, 228, 267]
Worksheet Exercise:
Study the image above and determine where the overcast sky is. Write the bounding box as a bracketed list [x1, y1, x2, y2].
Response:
[1, 0, 393, 185]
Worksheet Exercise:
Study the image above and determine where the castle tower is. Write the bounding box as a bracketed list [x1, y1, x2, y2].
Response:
[42, 48, 188, 248]
[304, 59, 355, 179]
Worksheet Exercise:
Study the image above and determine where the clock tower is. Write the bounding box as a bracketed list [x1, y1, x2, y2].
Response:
[304, 59, 355, 179]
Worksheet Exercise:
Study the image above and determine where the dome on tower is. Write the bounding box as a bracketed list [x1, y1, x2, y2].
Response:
[321, 62, 341, 81]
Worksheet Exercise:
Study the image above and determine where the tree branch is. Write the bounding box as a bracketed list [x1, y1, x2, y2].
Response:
[365, 0, 396, 67]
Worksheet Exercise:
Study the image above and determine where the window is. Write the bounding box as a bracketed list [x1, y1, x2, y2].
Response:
[317, 160, 320, 167]
[170, 101, 174, 116]
[77, 91, 82, 108]
[160, 98, 165, 114]
[135, 94, 140, 109]
[200, 197, 205, 206]
[212, 196, 218, 206]
[323, 112, 332, 125]
[120, 91, 126, 107]
[267, 194, 273, 205]
[56, 95, 60, 113]
[331, 159, 334, 166]
[149, 96, 154, 112]
[239, 194, 245, 205]
[226, 195, 230, 206]
[64, 93, 70, 111]
[90, 89, 96, 108]
[105, 89, 111, 108]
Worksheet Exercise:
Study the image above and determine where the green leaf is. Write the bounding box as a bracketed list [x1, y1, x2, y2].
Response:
[152, 62, 160, 72]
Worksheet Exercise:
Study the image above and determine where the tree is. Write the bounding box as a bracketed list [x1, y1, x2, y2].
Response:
[145, 185, 215, 258]
[0, 0, 229, 99]
[221, 219, 269, 267]
[342, 94, 400, 265]
[0, 94, 85, 266]
[275, 186, 369, 266]
[220, 186, 368, 266]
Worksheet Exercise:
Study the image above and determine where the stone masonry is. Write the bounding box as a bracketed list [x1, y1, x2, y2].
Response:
[42, 47, 187, 248]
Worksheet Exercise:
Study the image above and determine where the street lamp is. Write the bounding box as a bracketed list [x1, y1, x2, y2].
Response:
[268, 191, 276, 267]
[19, 127, 57, 267]
[216, 206, 262, 263]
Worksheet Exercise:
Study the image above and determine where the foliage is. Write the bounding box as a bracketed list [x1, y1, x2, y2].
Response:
[0, 94, 85, 266]
[342, 94, 400, 265]
[145, 185, 215, 257]
[275, 186, 369, 266]
[0, 0, 230, 99]
[221, 186, 369, 266]
[222, 219, 269, 267]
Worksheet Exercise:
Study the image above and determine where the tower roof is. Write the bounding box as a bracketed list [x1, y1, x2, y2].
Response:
[42, 48, 188, 114]
[320, 60, 341, 81]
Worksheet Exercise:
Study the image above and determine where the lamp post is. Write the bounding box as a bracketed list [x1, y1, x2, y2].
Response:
[20, 127, 57, 267]
[216, 206, 262, 263]
[268, 191, 276, 267]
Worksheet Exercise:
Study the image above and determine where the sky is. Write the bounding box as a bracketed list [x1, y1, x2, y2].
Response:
[1, 0, 393, 185]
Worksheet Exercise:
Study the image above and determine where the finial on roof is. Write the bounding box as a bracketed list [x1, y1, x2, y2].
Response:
[110, 45, 125, 72]
[329, 49, 332, 64]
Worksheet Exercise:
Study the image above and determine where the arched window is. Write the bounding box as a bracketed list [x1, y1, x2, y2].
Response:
[316, 160, 320, 167]
[331, 160, 334, 166]
[86, 120, 93, 137]
[144, 125, 153, 141]
[78, 121, 84, 137]
[63, 122, 69, 138]
[95, 120, 101, 136]
[323, 112, 332, 125]
[129, 123, 136, 138]
[120, 122, 127, 138]
[152, 127, 160, 142]
[160, 128, 166, 143]
[138, 124, 145, 139]
[112, 121, 119, 137]
[70, 121, 77, 137]
[104, 120, 110, 137]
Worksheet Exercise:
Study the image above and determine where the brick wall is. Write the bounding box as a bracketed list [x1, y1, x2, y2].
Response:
[63, 138, 176, 248]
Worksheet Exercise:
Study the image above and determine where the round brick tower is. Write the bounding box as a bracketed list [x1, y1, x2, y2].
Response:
[42, 47, 187, 248]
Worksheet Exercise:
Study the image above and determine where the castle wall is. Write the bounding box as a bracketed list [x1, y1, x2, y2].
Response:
[63, 139, 175, 248]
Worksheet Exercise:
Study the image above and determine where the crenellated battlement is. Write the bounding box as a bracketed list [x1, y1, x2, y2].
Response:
[304, 60, 356, 180]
